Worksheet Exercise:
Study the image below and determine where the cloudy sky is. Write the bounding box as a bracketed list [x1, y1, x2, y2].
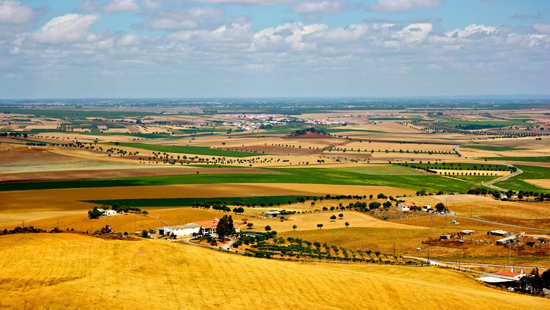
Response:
[0, 0, 549, 98]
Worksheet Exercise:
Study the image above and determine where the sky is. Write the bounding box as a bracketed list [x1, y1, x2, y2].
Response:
[0, 0, 549, 99]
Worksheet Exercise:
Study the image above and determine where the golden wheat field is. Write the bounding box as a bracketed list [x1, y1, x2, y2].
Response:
[1, 233, 549, 310]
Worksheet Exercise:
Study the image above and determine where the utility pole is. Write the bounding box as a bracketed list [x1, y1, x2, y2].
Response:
[393, 242, 396, 256]
[508, 243, 512, 266]
[430, 213, 433, 230]
[134, 212, 137, 232]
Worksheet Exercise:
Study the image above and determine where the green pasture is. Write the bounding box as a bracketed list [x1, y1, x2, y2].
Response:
[105, 142, 259, 157]
[0, 167, 476, 194]
[84, 195, 304, 208]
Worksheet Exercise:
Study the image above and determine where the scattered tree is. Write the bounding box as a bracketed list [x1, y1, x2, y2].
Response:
[216, 215, 235, 239]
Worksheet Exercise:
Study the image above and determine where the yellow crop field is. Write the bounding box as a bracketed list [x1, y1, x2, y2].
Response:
[1, 233, 548, 310]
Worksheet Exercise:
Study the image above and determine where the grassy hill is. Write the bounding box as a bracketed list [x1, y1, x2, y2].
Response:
[1, 234, 548, 310]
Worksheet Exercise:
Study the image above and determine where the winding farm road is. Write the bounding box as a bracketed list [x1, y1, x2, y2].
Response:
[483, 164, 523, 192]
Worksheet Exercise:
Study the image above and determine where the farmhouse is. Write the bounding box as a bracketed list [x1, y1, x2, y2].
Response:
[156, 223, 201, 237]
[398, 201, 415, 211]
[195, 218, 241, 237]
[104, 210, 117, 216]
[477, 270, 525, 288]
[459, 230, 475, 235]
[265, 211, 281, 218]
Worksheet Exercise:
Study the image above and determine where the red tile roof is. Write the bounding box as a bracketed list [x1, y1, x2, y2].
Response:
[496, 271, 521, 277]
[400, 201, 416, 207]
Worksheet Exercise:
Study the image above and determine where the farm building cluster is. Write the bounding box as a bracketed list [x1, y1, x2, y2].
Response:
[155, 218, 241, 238]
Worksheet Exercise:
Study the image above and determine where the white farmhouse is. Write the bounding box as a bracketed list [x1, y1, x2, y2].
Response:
[398, 201, 415, 211]
[156, 223, 201, 237]
[104, 210, 117, 216]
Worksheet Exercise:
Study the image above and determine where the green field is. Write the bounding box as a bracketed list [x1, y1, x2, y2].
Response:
[85, 195, 305, 207]
[493, 165, 550, 193]
[399, 162, 510, 171]
[483, 156, 550, 163]
[0, 167, 475, 193]
[462, 145, 523, 151]
[451, 175, 500, 183]
[106, 142, 260, 157]
[336, 165, 423, 175]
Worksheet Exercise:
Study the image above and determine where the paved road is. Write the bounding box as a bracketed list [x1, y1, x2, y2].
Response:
[454, 145, 464, 158]
[404, 255, 548, 271]
[483, 163, 523, 192]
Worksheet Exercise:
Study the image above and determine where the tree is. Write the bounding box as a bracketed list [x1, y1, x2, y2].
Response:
[247, 223, 254, 229]
[216, 215, 235, 239]
[141, 230, 148, 238]
[345, 222, 349, 228]
[317, 224, 323, 229]
[292, 224, 297, 231]
[330, 215, 337, 221]
[368, 202, 381, 210]
[542, 269, 550, 288]
[435, 203, 446, 213]
[338, 213, 344, 219]
[88, 207, 102, 219]
[369, 194, 373, 200]
[264, 225, 272, 232]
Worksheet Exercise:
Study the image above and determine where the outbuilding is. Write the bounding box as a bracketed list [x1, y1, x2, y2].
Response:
[156, 223, 201, 237]
[265, 211, 282, 218]
[487, 230, 513, 237]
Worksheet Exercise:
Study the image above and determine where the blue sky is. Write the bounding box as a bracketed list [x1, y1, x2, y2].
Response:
[0, 0, 549, 98]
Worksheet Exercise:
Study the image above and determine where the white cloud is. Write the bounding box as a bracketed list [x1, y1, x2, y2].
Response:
[166, 22, 253, 46]
[534, 23, 550, 34]
[0, 0, 34, 24]
[370, 0, 444, 13]
[78, 0, 139, 13]
[118, 33, 141, 46]
[144, 7, 224, 31]
[30, 14, 101, 44]
[251, 22, 327, 51]
[104, 0, 140, 12]
[446, 24, 497, 39]
[397, 23, 432, 43]
[292, 1, 345, 15]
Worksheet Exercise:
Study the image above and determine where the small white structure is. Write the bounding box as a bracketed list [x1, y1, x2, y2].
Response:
[487, 230, 512, 237]
[104, 210, 117, 216]
[398, 201, 415, 211]
[265, 211, 281, 218]
[156, 223, 201, 237]
[422, 205, 432, 212]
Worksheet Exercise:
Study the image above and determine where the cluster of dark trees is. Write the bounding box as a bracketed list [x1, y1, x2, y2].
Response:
[290, 127, 327, 136]
[0, 132, 26, 137]
[467, 188, 549, 200]
[1, 226, 44, 235]
[1, 226, 74, 235]
[519, 268, 550, 295]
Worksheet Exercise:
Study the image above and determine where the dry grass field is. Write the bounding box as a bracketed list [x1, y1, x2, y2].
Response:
[1, 233, 548, 310]
[0, 184, 414, 228]
[525, 179, 550, 189]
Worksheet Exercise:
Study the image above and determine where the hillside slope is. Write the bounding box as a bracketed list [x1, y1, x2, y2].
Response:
[0, 234, 548, 310]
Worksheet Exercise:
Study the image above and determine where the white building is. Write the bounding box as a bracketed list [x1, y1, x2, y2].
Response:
[156, 223, 201, 237]
[398, 201, 415, 211]
[264, 211, 281, 218]
[104, 210, 117, 216]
